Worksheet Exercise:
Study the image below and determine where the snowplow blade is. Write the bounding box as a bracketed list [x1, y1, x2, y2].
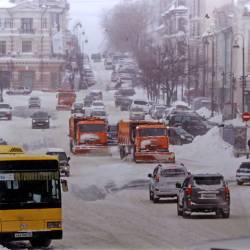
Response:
[72, 145, 111, 156]
[56, 105, 71, 111]
[134, 151, 175, 163]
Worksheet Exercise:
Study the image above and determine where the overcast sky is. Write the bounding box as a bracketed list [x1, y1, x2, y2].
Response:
[69, 0, 121, 54]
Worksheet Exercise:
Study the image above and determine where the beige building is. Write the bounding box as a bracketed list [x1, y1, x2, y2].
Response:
[0, 0, 69, 90]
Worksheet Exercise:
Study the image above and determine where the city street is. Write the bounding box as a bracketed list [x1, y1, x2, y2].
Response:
[1, 63, 250, 250]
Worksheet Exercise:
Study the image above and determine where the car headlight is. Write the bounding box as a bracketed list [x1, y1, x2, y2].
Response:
[47, 221, 62, 229]
[180, 135, 186, 140]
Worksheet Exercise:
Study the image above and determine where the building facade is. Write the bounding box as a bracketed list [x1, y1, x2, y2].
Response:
[0, 0, 69, 90]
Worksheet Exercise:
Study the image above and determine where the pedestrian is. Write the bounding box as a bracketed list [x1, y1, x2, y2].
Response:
[248, 139, 250, 151]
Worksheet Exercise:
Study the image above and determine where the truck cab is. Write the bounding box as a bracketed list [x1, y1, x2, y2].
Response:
[56, 91, 76, 110]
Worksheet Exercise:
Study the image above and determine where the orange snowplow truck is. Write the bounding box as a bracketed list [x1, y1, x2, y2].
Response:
[56, 90, 76, 110]
[118, 120, 175, 163]
[69, 115, 109, 155]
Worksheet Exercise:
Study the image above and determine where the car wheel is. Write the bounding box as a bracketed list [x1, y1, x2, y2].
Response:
[221, 209, 230, 219]
[30, 238, 51, 248]
[177, 200, 183, 216]
[152, 193, 159, 203]
[237, 180, 244, 185]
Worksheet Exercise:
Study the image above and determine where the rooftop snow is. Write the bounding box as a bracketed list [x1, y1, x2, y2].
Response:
[0, 0, 16, 8]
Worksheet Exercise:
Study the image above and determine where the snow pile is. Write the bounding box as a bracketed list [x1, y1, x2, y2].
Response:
[196, 107, 211, 119]
[173, 127, 243, 179]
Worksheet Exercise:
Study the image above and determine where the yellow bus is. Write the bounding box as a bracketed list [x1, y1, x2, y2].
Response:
[0, 153, 67, 248]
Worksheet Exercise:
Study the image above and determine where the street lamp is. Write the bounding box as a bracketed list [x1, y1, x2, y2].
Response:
[233, 33, 245, 113]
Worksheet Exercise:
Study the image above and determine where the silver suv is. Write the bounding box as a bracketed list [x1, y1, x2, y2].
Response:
[148, 164, 188, 203]
[236, 162, 250, 185]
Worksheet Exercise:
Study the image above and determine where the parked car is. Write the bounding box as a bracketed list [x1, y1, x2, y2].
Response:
[236, 162, 250, 185]
[90, 109, 107, 120]
[89, 90, 103, 100]
[108, 124, 118, 145]
[46, 148, 70, 177]
[120, 98, 132, 111]
[148, 164, 189, 203]
[129, 107, 145, 121]
[71, 102, 85, 115]
[111, 70, 118, 82]
[117, 88, 135, 97]
[131, 99, 150, 114]
[28, 96, 41, 109]
[0, 103, 12, 120]
[166, 112, 208, 137]
[31, 111, 50, 129]
[168, 127, 194, 145]
[176, 173, 230, 218]
[191, 97, 211, 111]
[6, 86, 31, 95]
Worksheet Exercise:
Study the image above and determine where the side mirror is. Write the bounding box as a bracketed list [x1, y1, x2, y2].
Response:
[61, 179, 68, 192]
[68, 156, 71, 161]
[176, 182, 182, 189]
[148, 173, 152, 178]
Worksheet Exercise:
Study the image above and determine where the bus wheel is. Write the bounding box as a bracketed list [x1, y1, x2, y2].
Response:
[30, 239, 52, 248]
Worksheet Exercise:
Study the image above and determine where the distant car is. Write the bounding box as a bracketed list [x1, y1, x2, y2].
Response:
[89, 90, 103, 101]
[83, 95, 93, 107]
[0, 138, 7, 145]
[91, 101, 105, 111]
[108, 125, 118, 145]
[31, 111, 50, 129]
[148, 164, 189, 203]
[28, 96, 41, 109]
[115, 95, 125, 107]
[111, 71, 118, 82]
[0, 103, 12, 120]
[46, 148, 70, 177]
[131, 99, 150, 114]
[176, 174, 230, 218]
[6, 86, 31, 95]
[129, 107, 145, 121]
[120, 98, 132, 111]
[91, 53, 102, 62]
[90, 110, 107, 120]
[117, 88, 135, 97]
[236, 162, 250, 185]
[151, 105, 166, 119]
[168, 127, 194, 145]
[104, 59, 114, 70]
[71, 102, 85, 114]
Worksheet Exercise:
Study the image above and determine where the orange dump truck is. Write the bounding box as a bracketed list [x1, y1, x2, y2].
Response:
[118, 120, 175, 163]
[69, 115, 109, 155]
[56, 90, 76, 110]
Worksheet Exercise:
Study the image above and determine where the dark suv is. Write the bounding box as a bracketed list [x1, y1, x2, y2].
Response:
[176, 174, 230, 218]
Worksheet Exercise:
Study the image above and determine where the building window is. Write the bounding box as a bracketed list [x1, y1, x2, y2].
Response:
[4, 18, 13, 29]
[51, 13, 60, 31]
[0, 41, 6, 55]
[22, 40, 32, 53]
[21, 18, 33, 33]
[41, 18, 47, 29]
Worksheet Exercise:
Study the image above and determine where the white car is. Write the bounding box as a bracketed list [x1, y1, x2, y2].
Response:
[129, 107, 145, 120]
[28, 96, 41, 108]
[131, 99, 150, 114]
[91, 101, 105, 110]
[0, 103, 12, 120]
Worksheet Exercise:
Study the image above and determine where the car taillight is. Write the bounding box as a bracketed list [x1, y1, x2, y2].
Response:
[224, 186, 230, 201]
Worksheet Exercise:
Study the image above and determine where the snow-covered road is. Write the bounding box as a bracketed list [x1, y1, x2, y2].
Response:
[1, 62, 250, 250]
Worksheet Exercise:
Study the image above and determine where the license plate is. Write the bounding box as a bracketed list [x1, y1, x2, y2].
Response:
[201, 194, 216, 199]
[15, 232, 32, 238]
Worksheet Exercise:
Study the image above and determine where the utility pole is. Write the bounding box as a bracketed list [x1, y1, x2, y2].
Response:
[211, 37, 215, 117]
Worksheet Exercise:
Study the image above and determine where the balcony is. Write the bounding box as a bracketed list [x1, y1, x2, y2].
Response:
[19, 28, 35, 34]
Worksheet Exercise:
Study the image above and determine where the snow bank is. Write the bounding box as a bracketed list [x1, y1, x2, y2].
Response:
[173, 127, 244, 179]
[196, 107, 211, 119]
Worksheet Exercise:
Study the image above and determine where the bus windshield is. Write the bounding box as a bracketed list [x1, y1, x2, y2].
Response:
[79, 124, 106, 133]
[139, 128, 166, 137]
[0, 171, 60, 208]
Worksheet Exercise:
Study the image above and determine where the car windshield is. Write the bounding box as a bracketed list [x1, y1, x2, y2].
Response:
[139, 128, 166, 137]
[32, 112, 48, 118]
[74, 103, 83, 108]
[47, 152, 68, 161]
[160, 168, 186, 177]
[131, 108, 144, 112]
[79, 124, 106, 133]
[0, 104, 10, 109]
[91, 111, 106, 116]
[93, 102, 104, 106]
[134, 100, 148, 105]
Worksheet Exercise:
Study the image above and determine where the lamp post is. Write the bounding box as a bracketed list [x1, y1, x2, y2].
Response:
[80, 31, 88, 89]
[233, 33, 245, 113]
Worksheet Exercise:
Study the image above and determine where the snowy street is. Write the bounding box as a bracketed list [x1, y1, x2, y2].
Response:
[1, 62, 250, 250]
